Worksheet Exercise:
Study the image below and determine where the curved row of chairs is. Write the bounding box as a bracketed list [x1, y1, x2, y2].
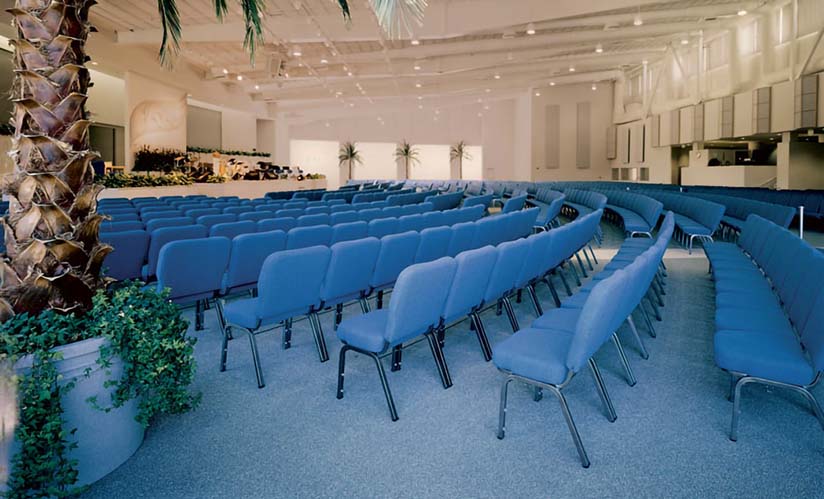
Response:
[641, 191, 725, 253]
[153, 209, 540, 388]
[706, 214, 824, 442]
[334, 209, 606, 422]
[493, 212, 673, 467]
[593, 190, 663, 238]
[425, 190, 465, 211]
[351, 188, 416, 204]
[99, 200, 440, 233]
[101, 204, 487, 284]
[690, 191, 795, 233]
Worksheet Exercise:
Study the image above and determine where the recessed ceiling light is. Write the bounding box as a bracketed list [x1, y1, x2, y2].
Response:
[549, 81, 555, 86]
[347, 71, 353, 77]
[222, 68, 229, 74]
[325, 122, 330, 128]
[535, 91, 541, 96]
[236, 75, 243, 81]
[483, 104, 490, 110]
[569, 66, 576, 72]
[349, 102, 355, 107]
[526, 23, 536, 35]
[477, 98, 483, 103]
[477, 112, 483, 117]
[415, 82, 422, 88]
[254, 84, 260, 90]
[595, 44, 603, 53]
[681, 38, 689, 45]
[292, 45, 302, 56]
[485, 88, 491, 93]
[320, 58, 328, 64]
[91, 61, 99, 65]
[642, 59, 648, 65]
[633, 15, 643, 26]
[417, 96, 423, 100]
[342, 65, 348, 71]
[414, 64, 421, 71]
[411, 39, 420, 46]
[418, 104, 424, 109]
[284, 72, 289, 78]
[493, 74, 501, 79]
[737, 9, 747, 16]
[435, 109, 440, 115]
[592, 84, 597, 91]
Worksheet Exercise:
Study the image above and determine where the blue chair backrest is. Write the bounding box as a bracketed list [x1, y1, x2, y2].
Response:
[456, 205, 485, 224]
[483, 238, 529, 304]
[145, 216, 193, 233]
[415, 226, 452, 263]
[156, 237, 231, 302]
[422, 211, 445, 228]
[305, 206, 330, 215]
[368, 218, 398, 238]
[277, 208, 304, 218]
[197, 214, 237, 229]
[381, 206, 403, 218]
[331, 221, 368, 244]
[297, 213, 331, 227]
[286, 225, 333, 249]
[223, 206, 254, 216]
[185, 208, 220, 219]
[370, 231, 421, 290]
[463, 193, 493, 210]
[398, 214, 424, 232]
[210, 220, 256, 239]
[331, 211, 359, 225]
[224, 230, 287, 293]
[146, 224, 208, 278]
[100, 230, 150, 280]
[502, 194, 527, 214]
[142, 210, 182, 223]
[331, 204, 356, 214]
[320, 237, 381, 306]
[358, 208, 382, 222]
[442, 246, 498, 323]
[238, 211, 274, 222]
[258, 217, 297, 233]
[384, 257, 457, 346]
[100, 220, 144, 232]
[255, 246, 332, 322]
[514, 230, 554, 288]
[447, 221, 478, 257]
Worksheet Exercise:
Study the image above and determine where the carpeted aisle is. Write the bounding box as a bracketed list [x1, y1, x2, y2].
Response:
[81, 222, 824, 499]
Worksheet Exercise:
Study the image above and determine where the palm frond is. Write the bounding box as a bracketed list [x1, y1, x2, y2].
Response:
[241, 0, 266, 65]
[450, 141, 472, 161]
[339, 141, 362, 165]
[213, 0, 229, 20]
[370, 0, 428, 38]
[157, 0, 182, 68]
[395, 140, 419, 165]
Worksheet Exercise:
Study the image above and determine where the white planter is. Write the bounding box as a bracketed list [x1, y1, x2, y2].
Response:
[10, 337, 144, 488]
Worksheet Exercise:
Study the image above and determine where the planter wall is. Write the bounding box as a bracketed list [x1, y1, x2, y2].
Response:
[11, 337, 144, 488]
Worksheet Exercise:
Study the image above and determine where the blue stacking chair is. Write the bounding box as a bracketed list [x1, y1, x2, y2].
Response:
[143, 225, 208, 280]
[277, 208, 304, 218]
[331, 204, 356, 214]
[501, 194, 527, 214]
[156, 237, 231, 330]
[422, 211, 445, 228]
[177, 202, 204, 212]
[100, 230, 150, 280]
[239, 211, 275, 222]
[330, 212, 359, 225]
[305, 206, 330, 215]
[99, 207, 138, 216]
[297, 213, 330, 227]
[415, 226, 452, 263]
[224, 206, 255, 216]
[471, 217, 498, 248]
[358, 208, 382, 222]
[368, 218, 398, 238]
[145, 217, 193, 233]
[482, 238, 529, 332]
[258, 217, 297, 233]
[367, 231, 420, 309]
[100, 220, 144, 233]
[283, 201, 306, 209]
[257, 204, 281, 212]
[141, 210, 182, 223]
[440, 246, 498, 360]
[398, 214, 424, 232]
[185, 208, 220, 219]
[315, 237, 381, 331]
[197, 214, 237, 230]
[511, 230, 555, 320]
[381, 206, 403, 218]
[493, 268, 630, 468]
[210, 221, 256, 239]
[447, 222, 478, 257]
[463, 194, 493, 211]
[336, 257, 458, 421]
[105, 212, 141, 223]
[221, 230, 287, 296]
[221, 246, 333, 387]
[286, 225, 333, 249]
[331, 221, 368, 244]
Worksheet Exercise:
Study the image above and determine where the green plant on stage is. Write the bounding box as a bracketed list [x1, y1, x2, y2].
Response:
[97, 172, 194, 189]
[186, 146, 271, 158]
[339, 141, 363, 182]
[394, 140, 420, 179]
[132, 146, 188, 173]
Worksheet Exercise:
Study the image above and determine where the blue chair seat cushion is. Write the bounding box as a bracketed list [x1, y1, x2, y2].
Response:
[224, 298, 310, 330]
[565, 202, 592, 216]
[710, 256, 758, 272]
[561, 290, 590, 309]
[721, 215, 746, 230]
[705, 242, 741, 256]
[531, 308, 581, 332]
[713, 275, 773, 294]
[714, 330, 815, 386]
[712, 267, 764, 281]
[336, 309, 389, 353]
[715, 289, 780, 310]
[492, 327, 573, 385]
[715, 305, 793, 335]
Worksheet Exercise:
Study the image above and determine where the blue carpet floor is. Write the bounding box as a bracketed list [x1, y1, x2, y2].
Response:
[81, 223, 824, 498]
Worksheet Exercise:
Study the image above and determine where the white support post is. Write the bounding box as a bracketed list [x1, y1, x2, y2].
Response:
[799, 206, 805, 240]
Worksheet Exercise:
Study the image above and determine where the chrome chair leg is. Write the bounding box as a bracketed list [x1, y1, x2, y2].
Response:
[543, 277, 562, 307]
[626, 316, 649, 360]
[220, 324, 231, 372]
[391, 344, 403, 371]
[244, 327, 265, 389]
[336, 345, 349, 399]
[638, 306, 656, 338]
[612, 333, 637, 386]
[588, 244, 598, 265]
[497, 376, 513, 439]
[557, 269, 573, 296]
[370, 351, 399, 421]
[551, 386, 591, 468]
[575, 252, 588, 277]
[282, 318, 292, 349]
[588, 359, 617, 422]
[470, 312, 493, 362]
[582, 248, 594, 271]
[567, 259, 582, 286]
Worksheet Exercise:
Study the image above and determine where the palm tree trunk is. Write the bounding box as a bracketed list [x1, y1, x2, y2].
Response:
[1, 0, 109, 321]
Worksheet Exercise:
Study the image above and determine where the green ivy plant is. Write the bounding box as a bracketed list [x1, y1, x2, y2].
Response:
[186, 146, 271, 158]
[98, 172, 195, 189]
[0, 283, 200, 498]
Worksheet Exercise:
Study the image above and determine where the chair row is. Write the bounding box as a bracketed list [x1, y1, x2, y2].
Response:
[352, 188, 416, 204]
[154, 208, 540, 387]
[386, 190, 439, 206]
[101, 204, 490, 282]
[706, 214, 824, 442]
[99, 197, 356, 219]
[425, 191, 465, 211]
[595, 190, 663, 238]
[335, 209, 605, 421]
[643, 191, 725, 253]
[690, 192, 795, 234]
[493, 211, 673, 467]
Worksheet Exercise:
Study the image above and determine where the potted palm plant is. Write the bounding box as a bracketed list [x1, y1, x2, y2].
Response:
[394, 140, 420, 180]
[339, 141, 363, 184]
[450, 141, 472, 180]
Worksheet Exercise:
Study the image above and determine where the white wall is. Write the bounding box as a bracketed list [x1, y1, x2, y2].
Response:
[125, 71, 187, 169]
[87, 69, 126, 127]
[462, 146, 483, 180]
[354, 142, 397, 180]
[411, 145, 451, 180]
[290, 140, 341, 187]
[221, 109, 258, 151]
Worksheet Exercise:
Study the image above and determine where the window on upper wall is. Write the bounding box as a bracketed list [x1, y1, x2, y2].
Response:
[705, 33, 729, 70]
[739, 20, 760, 55]
[777, 3, 793, 44]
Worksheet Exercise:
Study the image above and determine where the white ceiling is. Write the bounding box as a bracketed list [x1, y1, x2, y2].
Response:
[90, 0, 759, 105]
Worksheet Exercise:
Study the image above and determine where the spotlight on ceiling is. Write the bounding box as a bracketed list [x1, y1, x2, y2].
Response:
[737, 9, 747, 16]
[222, 68, 229, 74]
[569, 66, 576, 72]
[681, 38, 689, 45]
[485, 88, 491, 93]
[254, 84, 260, 90]
[534, 91, 541, 97]
[411, 39, 420, 46]
[236, 75, 243, 81]
[595, 44, 603, 53]
[292, 45, 302, 57]
[414, 63, 421, 71]
[592, 84, 597, 91]
[549, 81, 556, 86]
[325, 122, 330, 128]
[493, 73, 501, 79]
[633, 15, 643, 26]
[415, 82, 422, 88]
[320, 58, 328, 64]
[526, 23, 536, 35]
[347, 71, 354, 77]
